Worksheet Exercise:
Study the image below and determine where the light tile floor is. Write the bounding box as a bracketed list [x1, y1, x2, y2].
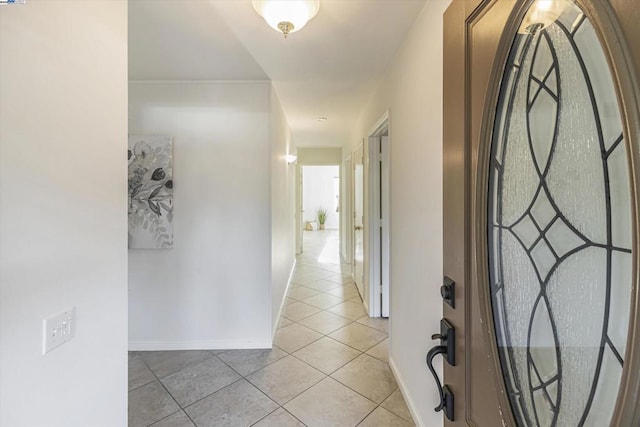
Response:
[129, 230, 414, 427]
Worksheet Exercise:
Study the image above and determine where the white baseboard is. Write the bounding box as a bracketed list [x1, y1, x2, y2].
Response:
[129, 339, 273, 351]
[272, 259, 297, 340]
[389, 356, 425, 427]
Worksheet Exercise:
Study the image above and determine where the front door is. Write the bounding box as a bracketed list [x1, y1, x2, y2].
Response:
[443, 0, 640, 426]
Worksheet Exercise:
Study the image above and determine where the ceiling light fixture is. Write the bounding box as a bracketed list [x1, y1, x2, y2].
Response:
[252, 0, 320, 39]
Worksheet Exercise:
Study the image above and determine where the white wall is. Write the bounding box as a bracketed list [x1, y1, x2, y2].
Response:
[297, 147, 342, 164]
[347, 0, 451, 425]
[0, 2, 128, 426]
[270, 87, 297, 334]
[303, 166, 340, 229]
[128, 82, 273, 349]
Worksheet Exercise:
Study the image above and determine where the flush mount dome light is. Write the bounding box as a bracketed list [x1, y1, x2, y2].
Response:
[252, 0, 320, 39]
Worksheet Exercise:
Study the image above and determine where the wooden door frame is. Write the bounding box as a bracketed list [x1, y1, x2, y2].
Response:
[447, 0, 640, 425]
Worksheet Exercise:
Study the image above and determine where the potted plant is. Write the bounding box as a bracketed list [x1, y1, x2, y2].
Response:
[316, 208, 327, 230]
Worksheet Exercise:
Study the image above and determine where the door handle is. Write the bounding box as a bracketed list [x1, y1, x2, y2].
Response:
[354, 225, 363, 230]
[426, 319, 455, 421]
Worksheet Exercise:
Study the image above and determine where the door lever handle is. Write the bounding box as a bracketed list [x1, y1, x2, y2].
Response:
[433, 319, 455, 366]
[425, 319, 455, 421]
[427, 345, 453, 414]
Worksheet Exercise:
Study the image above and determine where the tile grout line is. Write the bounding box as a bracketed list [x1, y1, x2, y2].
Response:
[127, 363, 157, 394]
[136, 354, 193, 427]
[238, 353, 330, 409]
[354, 404, 379, 426]
[278, 320, 377, 356]
[274, 290, 399, 419]
[287, 346, 363, 377]
[280, 308, 387, 353]
[130, 232, 412, 426]
[248, 406, 309, 427]
[146, 351, 253, 424]
[278, 304, 386, 358]
[208, 345, 320, 426]
[177, 352, 278, 417]
[265, 264, 382, 413]
[179, 376, 246, 418]
[282, 271, 406, 420]
[134, 344, 404, 426]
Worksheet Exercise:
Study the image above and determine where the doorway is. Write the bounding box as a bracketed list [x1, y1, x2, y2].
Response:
[298, 164, 341, 257]
[367, 116, 390, 318]
[301, 165, 340, 233]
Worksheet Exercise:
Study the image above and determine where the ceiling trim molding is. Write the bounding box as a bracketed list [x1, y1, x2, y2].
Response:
[128, 79, 271, 85]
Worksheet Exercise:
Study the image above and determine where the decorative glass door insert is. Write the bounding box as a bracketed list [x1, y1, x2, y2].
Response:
[487, 1, 633, 426]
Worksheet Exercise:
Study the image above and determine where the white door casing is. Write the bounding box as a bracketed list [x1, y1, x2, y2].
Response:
[380, 135, 390, 317]
[353, 144, 365, 298]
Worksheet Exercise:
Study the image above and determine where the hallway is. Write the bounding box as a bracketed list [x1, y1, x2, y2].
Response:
[128, 230, 414, 426]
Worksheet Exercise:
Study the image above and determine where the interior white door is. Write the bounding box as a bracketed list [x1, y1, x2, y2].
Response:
[342, 157, 353, 264]
[380, 135, 390, 317]
[296, 165, 304, 254]
[353, 145, 365, 297]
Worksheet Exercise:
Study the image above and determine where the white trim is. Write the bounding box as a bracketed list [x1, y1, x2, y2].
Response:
[362, 297, 370, 315]
[389, 356, 425, 427]
[128, 80, 270, 85]
[273, 259, 297, 340]
[296, 164, 303, 254]
[352, 144, 365, 299]
[380, 135, 390, 317]
[367, 134, 382, 317]
[368, 110, 391, 137]
[341, 155, 353, 264]
[129, 340, 273, 351]
[367, 112, 390, 318]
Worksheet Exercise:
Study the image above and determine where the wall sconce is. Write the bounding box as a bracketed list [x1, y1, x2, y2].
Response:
[286, 154, 297, 164]
[252, 0, 320, 39]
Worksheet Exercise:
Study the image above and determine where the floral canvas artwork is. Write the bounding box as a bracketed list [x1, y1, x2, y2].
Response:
[128, 135, 174, 249]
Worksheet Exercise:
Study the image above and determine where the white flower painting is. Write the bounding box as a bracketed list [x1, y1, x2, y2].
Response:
[128, 135, 173, 249]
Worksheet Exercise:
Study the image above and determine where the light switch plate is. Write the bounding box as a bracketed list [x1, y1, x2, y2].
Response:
[42, 307, 75, 355]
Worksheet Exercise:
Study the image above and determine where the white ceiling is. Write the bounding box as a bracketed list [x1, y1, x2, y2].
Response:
[129, 0, 427, 147]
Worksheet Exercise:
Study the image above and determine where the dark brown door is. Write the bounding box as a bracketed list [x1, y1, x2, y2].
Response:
[443, 0, 640, 426]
